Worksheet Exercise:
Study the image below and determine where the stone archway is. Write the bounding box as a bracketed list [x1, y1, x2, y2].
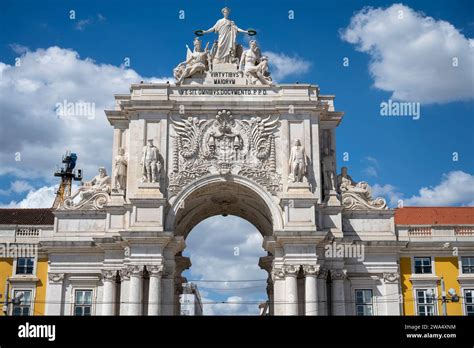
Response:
[164, 174, 282, 315]
[166, 174, 284, 236]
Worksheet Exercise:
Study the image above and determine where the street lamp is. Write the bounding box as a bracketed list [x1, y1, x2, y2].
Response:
[440, 277, 459, 316]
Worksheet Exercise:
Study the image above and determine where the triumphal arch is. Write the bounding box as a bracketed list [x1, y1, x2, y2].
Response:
[43, 8, 399, 316]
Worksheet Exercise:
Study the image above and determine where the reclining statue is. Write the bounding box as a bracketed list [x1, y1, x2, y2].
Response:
[69, 167, 111, 205]
[174, 37, 210, 84]
[337, 166, 387, 210]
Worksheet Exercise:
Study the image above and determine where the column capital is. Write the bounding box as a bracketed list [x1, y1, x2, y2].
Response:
[330, 269, 347, 280]
[119, 268, 131, 281]
[48, 273, 65, 283]
[317, 268, 328, 279]
[101, 269, 117, 282]
[302, 264, 320, 276]
[271, 267, 285, 281]
[128, 265, 143, 277]
[148, 265, 164, 277]
[383, 272, 400, 283]
[283, 264, 300, 277]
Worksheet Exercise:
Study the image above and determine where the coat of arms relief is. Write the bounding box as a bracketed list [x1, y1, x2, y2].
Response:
[168, 110, 281, 196]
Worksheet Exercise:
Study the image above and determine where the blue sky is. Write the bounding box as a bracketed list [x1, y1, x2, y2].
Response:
[0, 0, 473, 314]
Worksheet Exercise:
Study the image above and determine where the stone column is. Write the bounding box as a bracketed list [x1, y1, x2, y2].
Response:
[45, 273, 64, 315]
[147, 265, 163, 316]
[119, 268, 130, 315]
[303, 265, 318, 316]
[272, 267, 286, 316]
[317, 269, 328, 315]
[383, 272, 401, 315]
[284, 265, 299, 316]
[161, 266, 175, 315]
[101, 270, 117, 315]
[128, 265, 143, 315]
[331, 269, 347, 316]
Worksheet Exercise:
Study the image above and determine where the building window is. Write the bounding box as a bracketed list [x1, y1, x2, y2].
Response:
[461, 257, 474, 274]
[416, 289, 436, 316]
[414, 257, 432, 274]
[355, 289, 373, 316]
[74, 290, 93, 316]
[12, 290, 32, 316]
[465, 289, 474, 316]
[16, 257, 34, 275]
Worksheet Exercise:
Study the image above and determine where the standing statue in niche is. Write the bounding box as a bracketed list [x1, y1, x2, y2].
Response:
[113, 147, 128, 191]
[199, 7, 251, 64]
[322, 147, 336, 193]
[141, 139, 162, 184]
[240, 40, 272, 85]
[288, 139, 308, 183]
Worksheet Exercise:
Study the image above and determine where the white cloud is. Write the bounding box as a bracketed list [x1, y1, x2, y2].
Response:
[372, 171, 474, 207]
[263, 51, 311, 81]
[74, 14, 106, 31]
[75, 19, 92, 31]
[183, 215, 267, 315]
[372, 183, 402, 207]
[0, 46, 170, 186]
[340, 4, 474, 104]
[362, 156, 380, 177]
[9, 44, 29, 54]
[0, 180, 34, 195]
[2, 186, 56, 208]
[201, 295, 259, 316]
[404, 171, 474, 206]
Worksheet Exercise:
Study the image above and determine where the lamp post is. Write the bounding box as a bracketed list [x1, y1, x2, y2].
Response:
[440, 277, 459, 316]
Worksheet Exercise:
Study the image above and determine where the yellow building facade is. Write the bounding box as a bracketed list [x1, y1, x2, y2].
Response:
[0, 209, 53, 316]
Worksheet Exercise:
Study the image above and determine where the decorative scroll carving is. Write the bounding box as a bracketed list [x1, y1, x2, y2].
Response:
[119, 268, 131, 281]
[303, 265, 320, 276]
[330, 269, 347, 280]
[48, 273, 65, 283]
[283, 264, 300, 276]
[169, 110, 281, 195]
[102, 270, 117, 282]
[148, 265, 164, 277]
[271, 267, 285, 281]
[62, 191, 110, 210]
[61, 167, 111, 210]
[383, 272, 400, 283]
[337, 166, 387, 210]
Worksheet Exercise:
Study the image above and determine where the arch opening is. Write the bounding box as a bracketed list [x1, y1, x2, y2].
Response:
[168, 178, 279, 238]
[182, 215, 268, 315]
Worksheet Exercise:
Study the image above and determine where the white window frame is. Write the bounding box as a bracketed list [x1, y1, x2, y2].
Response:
[460, 257, 474, 274]
[14, 256, 36, 276]
[414, 288, 437, 316]
[354, 289, 374, 316]
[73, 289, 94, 316]
[462, 288, 474, 316]
[10, 288, 34, 316]
[412, 256, 434, 275]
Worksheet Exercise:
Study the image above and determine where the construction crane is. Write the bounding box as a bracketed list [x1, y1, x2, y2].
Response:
[52, 151, 83, 208]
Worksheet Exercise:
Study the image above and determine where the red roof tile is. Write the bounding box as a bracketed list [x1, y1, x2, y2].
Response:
[395, 207, 474, 225]
[0, 208, 55, 225]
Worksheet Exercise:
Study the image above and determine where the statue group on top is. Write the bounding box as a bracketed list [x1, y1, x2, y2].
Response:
[173, 7, 272, 85]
